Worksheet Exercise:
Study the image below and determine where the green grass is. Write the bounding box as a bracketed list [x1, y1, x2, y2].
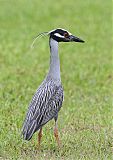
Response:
[0, 0, 112, 159]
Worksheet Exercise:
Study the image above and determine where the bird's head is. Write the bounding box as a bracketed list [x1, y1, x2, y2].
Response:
[49, 28, 85, 43]
[31, 28, 84, 48]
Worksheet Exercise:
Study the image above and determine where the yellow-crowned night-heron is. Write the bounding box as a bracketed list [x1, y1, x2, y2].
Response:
[22, 28, 84, 146]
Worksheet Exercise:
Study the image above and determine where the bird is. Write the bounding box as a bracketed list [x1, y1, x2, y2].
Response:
[22, 28, 84, 147]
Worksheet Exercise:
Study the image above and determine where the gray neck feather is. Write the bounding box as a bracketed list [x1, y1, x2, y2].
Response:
[47, 38, 61, 81]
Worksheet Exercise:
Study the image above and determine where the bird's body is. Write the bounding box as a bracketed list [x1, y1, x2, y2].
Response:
[22, 76, 63, 140]
[22, 38, 63, 141]
[22, 28, 84, 146]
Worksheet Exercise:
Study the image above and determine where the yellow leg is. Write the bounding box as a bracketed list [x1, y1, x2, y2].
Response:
[54, 123, 61, 147]
[38, 128, 42, 147]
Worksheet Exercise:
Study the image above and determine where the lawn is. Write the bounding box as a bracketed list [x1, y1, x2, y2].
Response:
[0, 0, 112, 159]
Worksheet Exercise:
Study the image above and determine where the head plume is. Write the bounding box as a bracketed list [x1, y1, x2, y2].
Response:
[30, 32, 48, 48]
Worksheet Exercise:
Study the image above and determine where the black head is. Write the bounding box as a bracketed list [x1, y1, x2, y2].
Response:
[49, 28, 85, 43]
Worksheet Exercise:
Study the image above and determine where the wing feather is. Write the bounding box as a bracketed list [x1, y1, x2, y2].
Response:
[22, 79, 63, 140]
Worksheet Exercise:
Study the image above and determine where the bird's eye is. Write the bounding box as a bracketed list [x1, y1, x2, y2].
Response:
[64, 32, 69, 38]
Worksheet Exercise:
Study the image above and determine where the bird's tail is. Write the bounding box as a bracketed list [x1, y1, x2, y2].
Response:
[22, 120, 37, 141]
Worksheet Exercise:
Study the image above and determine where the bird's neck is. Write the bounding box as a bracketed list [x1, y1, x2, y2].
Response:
[48, 38, 61, 81]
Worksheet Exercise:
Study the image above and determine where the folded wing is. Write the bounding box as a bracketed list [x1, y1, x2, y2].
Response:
[22, 80, 63, 140]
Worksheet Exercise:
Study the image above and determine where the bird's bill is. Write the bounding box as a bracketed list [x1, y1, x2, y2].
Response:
[69, 35, 85, 43]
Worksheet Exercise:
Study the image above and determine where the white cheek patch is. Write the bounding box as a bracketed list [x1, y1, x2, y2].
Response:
[54, 33, 64, 38]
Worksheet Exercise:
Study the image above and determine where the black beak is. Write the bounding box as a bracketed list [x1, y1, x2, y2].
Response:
[69, 35, 85, 43]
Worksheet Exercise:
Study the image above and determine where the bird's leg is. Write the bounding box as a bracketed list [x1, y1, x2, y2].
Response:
[54, 122, 61, 147]
[38, 127, 42, 148]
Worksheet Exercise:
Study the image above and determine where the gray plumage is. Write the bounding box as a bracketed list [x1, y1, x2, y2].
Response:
[22, 28, 84, 141]
[22, 37, 63, 140]
[22, 77, 63, 140]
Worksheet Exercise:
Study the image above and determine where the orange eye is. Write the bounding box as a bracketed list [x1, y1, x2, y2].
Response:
[64, 32, 69, 38]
